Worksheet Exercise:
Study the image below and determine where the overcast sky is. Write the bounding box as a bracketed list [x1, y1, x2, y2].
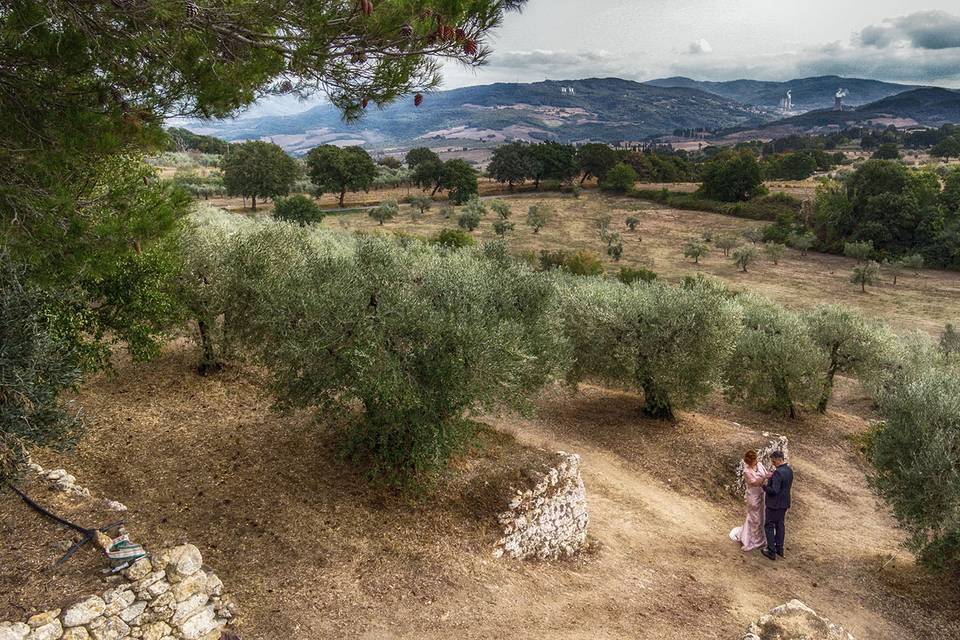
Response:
[250, 1, 960, 116]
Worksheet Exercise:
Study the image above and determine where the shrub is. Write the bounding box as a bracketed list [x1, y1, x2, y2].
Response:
[409, 195, 433, 215]
[715, 235, 739, 256]
[788, 231, 815, 256]
[625, 215, 640, 231]
[458, 210, 481, 231]
[683, 241, 708, 264]
[618, 266, 657, 285]
[369, 199, 399, 225]
[223, 231, 567, 486]
[882, 258, 904, 284]
[732, 246, 759, 272]
[601, 163, 638, 193]
[764, 242, 786, 265]
[902, 253, 925, 273]
[851, 261, 881, 292]
[570, 182, 583, 198]
[490, 200, 512, 219]
[492, 218, 514, 237]
[606, 234, 624, 261]
[844, 240, 874, 263]
[559, 276, 741, 420]
[700, 151, 765, 202]
[742, 227, 763, 245]
[724, 295, 825, 418]
[273, 194, 325, 226]
[564, 250, 605, 276]
[439, 204, 454, 219]
[526, 204, 553, 234]
[941, 323, 960, 359]
[1, 257, 84, 482]
[432, 228, 476, 249]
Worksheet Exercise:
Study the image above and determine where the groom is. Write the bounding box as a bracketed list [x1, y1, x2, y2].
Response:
[761, 450, 792, 561]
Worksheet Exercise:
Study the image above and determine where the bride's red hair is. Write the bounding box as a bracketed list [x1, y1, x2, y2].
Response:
[743, 450, 758, 465]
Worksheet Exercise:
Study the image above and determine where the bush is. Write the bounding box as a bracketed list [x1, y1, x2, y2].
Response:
[715, 235, 739, 256]
[492, 218, 514, 237]
[788, 231, 815, 256]
[764, 242, 786, 265]
[618, 266, 657, 285]
[1, 257, 84, 482]
[724, 295, 825, 418]
[902, 253, 925, 272]
[559, 276, 741, 419]
[844, 240, 874, 262]
[625, 215, 640, 231]
[601, 163, 639, 192]
[538, 250, 604, 276]
[273, 194, 325, 226]
[851, 261, 881, 292]
[432, 228, 476, 249]
[606, 234, 624, 261]
[223, 230, 567, 487]
[700, 151, 765, 202]
[409, 195, 433, 215]
[490, 200, 512, 219]
[732, 246, 759, 272]
[369, 199, 399, 225]
[526, 204, 553, 234]
[684, 241, 708, 264]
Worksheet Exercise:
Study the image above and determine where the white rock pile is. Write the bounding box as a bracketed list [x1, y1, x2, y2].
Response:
[732, 434, 790, 499]
[493, 452, 589, 561]
[0, 544, 236, 640]
[742, 599, 856, 640]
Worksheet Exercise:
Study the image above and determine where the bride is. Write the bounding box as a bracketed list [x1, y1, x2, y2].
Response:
[730, 450, 771, 552]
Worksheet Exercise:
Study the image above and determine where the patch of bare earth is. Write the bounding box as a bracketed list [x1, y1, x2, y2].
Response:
[3, 340, 959, 639]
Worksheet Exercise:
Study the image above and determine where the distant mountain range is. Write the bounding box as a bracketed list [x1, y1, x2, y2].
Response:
[644, 75, 919, 112]
[187, 76, 956, 153]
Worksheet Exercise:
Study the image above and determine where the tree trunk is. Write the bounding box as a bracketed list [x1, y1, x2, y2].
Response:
[339, 189, 346, 207]
[580, 173, 588, 186]
[641, 380, 674, 421]
[196, 318, 223, 376]
[818, 353, 840, 413]
[431, 184, 440, 196]
[861, 281, 866, 293]
[251, 195, 257, 210]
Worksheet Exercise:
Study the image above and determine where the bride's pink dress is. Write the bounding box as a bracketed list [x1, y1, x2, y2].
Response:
[730, 462, 768, 552]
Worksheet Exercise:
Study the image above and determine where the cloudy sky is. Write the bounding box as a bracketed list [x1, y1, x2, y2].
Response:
[251, 0, 960, 115]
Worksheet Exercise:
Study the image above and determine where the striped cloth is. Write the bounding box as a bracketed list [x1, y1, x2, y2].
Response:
[106, 534, 147, 562]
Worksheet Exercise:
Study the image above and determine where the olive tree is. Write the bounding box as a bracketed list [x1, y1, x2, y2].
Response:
[492, 218, 514, 237]
[902, 253, 925, 273]
[222, 230, 567, 486]
[851, 261, 881, 292]
[526, 204, 553, 234]
[715, 235, 739, 257]
[804, 305, 892, 413]
[409, 195, 433, 216]
[882, 258, 904, 285]
[724, 295, 825, 418]
[684, 241, 708, 264]
[844, 240, 874, 263]
[732, 246, 759, 272]
[606, 234, 624, 262]
[558, 276, 741, 420]
[369, 199, 399, 225]
[764, 242, 786, 265]
[788, 231, 815, 257]
[490, 200, 512, 220]
[457, 198, 486, 232]
[625, 215, 640, 231]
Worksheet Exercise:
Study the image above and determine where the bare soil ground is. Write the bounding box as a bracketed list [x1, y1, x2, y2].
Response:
[3, 344, 958, 639]
[322, 190, 960, 334]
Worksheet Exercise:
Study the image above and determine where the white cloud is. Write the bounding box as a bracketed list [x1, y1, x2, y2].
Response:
[688, 39, 713, 55]
[858, 10, 960, 50]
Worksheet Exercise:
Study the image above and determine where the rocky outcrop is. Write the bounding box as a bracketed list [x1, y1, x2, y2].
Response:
[0, 545, 236, 640]
[492, 452, 588, 561]
[742, 599, 856, 640]
[732, 434, 790, 498]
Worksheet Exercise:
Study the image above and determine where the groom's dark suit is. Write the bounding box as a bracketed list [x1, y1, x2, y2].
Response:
[762, 463, 793, 557]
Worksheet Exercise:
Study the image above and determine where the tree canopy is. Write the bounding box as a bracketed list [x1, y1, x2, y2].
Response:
[307, 145, 377, 207]
[222, 141, 298, 209]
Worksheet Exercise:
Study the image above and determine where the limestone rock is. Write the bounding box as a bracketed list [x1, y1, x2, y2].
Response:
[62, 629, 89, 640]
[124, 559, 152, 582]
[743, 600, 856, 640]
[163, 545, 203, 580]
[27, 611, 60, 629]
[62, 597, 106, 628]
[25, 620, 62, 640]
[178, 607, 216, 640]
[139, 623, 169, 640]
[118, 602, 147, 625]
[88, 616, 129, 640]
[0, 623, 31, 640]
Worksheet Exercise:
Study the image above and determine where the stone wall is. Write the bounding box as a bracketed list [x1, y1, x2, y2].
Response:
[731, 434, 790, 499]
[0, 545, 236, 640]
[492, 452, 588, 561]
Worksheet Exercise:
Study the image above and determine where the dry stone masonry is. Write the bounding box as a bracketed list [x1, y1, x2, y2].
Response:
[0, 544, 236, 640]
[741, 599, 855, 640]
[732, 434, 790, 499]
[493, 451, 588, 560]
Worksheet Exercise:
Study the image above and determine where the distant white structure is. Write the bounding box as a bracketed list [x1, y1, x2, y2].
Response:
[779, 90, 793, 112]
[834, 88, 848, 111]
[560, 86, 576, 95]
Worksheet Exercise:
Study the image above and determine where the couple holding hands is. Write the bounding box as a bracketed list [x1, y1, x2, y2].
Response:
[730, 449, 793, 561]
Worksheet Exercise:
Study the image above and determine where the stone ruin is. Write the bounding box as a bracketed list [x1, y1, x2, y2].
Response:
[731, 433, 790, 499]
[2, 463, 237, 640]
[742, 599, 855, 640]
[492, 451, 588, 561]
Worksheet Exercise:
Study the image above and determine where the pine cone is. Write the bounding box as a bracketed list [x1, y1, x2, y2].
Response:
[400, 23, 413, 38]
[414, 93, 424, 107]
[463, 39, 478, 56]
[359, 0, 373, 16]
[184, 0, 198, 17]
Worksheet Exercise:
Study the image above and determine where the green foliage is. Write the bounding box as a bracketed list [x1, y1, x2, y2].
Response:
[617, 267, 658, 285]
[625, 215, 640, 231]
[559, 276, 741, 419]
[570, 182, 583, 198]
[763, 152, 818, 180]
[526, 204, 553, 234]
[406, 148, 441, 169]
[307, 145, 377, 208]
[684, 241, 708, 264]
[742, 227, 764, 245]
[166, 128, 229, 155]
[538, 250, 604, 277]
[732, 246, 759, 272]
[931, 136, 960, 161]
[439, 204, 455, 219]
[273, 195, 325, 226]
[487, 143, 532, 188]
[869, 344, 960, 571]
[844, 240, 874, 263]
[715, 235, 740, 256]
[724, 295, 825, 418]
[444, 160, 480, 204]
[457, 209, 482, 231]
[788, 231, 816, 256]
[222, 141, 298, 210]
[805, 305, 891, 413]
[408, 195, 433, 215]
[525, 142, 579, 188]
[492, 218, 514, 237]
[902, 253, 925, 272]
[700, 151, 765, 202]
[432, 228, 476, 249]
[222, 230, 566, 486]
[872, 143, 901, 160]
[940, 323, 960, 360]
[606, 233, 624, 261]
[1, 257, 84, 482]
[377, 156, 403, 170]
[882, 258, 904, 284]
[601, 163, 639, 193]
[764, 242, 786, 265]
[851, 261, 881, 292]
[490, 200, 512, 219]
[577, 143, 619, 184]
[369, 199, 399, 225]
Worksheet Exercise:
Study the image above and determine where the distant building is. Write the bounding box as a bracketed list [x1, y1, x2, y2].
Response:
[560, 86, 576, 95]
[779, 90, 793, 112]
[834, 88, 848, 111]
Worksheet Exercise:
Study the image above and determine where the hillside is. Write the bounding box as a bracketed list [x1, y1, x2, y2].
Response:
[645, 75, 918, 112]
[188, 78, 771, 153]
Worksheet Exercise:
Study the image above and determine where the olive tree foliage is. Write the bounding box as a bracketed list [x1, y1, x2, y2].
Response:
[804, 305, 892, 413]
[684, 241, 708, 264]
[221, 227, 567, 485]
[851, 261, 881, 292]
[764, 242, 786, 265]
[869, 338, 960, 572]
[273, 194, 325, 226]
[732, 246, 759, 272]
[724, 295, 826, 418]
[369, 199, 399, 225]
[1, 256, 84, 483]
[788, 230, 815, 256]
[526, 204, 553, 233]
[558, 276, 741, 420]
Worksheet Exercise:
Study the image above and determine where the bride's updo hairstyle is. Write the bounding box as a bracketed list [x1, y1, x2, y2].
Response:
[743, 450, 758, 466]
